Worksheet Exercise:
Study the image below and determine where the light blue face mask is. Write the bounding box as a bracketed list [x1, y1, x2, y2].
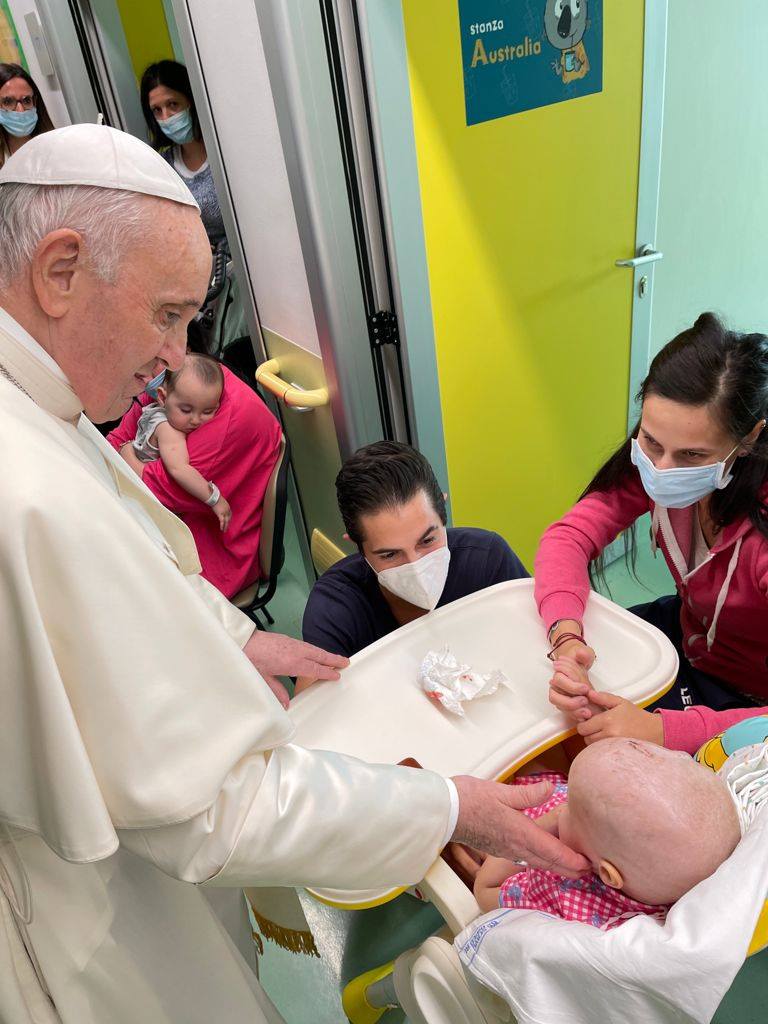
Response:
[145, 368, 166, 399]
[630, 437, 738, 509]
[156, 108, 195, 145]
[0, 108, 37, 138]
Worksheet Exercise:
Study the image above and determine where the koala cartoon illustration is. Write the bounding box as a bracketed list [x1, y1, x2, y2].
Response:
[544, 0, 590, 83]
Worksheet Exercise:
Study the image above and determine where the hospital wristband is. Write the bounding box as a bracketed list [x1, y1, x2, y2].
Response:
[204, 482, 220, 507]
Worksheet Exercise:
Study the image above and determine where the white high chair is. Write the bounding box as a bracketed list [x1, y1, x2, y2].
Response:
[288, 580, 767, 1024]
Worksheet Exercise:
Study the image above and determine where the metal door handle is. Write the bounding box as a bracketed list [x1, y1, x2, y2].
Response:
[615, 243, 663, 269]
[255, 358, 328, 409]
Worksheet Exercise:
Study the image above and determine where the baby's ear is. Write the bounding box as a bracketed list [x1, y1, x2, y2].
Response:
[597, 859, 624, 890]
[156, 386, 167, 404]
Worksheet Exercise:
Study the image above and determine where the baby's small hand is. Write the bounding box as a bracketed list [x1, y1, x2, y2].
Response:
[576, 691, 665, 746]
[213, 495, 231, 532]
[549, 656, 600, 723]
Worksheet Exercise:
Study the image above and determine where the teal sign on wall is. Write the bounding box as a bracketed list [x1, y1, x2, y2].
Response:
[458, 0, 603, 126]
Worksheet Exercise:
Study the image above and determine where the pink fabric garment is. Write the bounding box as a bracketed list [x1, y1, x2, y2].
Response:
[658, 705, 768, 755]
[108, 367, 281, 598]
[500, 774, 668, 930]
[534, 472, 768, 699]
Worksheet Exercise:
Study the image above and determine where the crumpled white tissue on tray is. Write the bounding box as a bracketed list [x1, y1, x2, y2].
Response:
[418, 646, 507, 716]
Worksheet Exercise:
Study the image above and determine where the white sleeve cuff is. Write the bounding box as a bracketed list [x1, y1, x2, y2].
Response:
[441, 777, 460, 848]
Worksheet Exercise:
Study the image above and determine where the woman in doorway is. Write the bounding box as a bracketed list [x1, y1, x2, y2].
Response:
[140, 59, 227, 251]
[300, 440, 528, 673]
[536, 312, 768, 721]
[0, 64, 54, 168]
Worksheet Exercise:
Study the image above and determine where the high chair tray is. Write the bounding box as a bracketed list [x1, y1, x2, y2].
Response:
[289, 579, 678, 908]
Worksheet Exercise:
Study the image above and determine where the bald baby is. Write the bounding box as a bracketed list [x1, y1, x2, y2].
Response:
[559, 738, 740, 905]
[474, 737, 741, 917]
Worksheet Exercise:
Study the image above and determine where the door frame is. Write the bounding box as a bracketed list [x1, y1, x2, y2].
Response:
[626, 0, 669, 431]
[34, 0, 144, 134]
[354, 0, 450, 507]
[170, 0, 317, 584]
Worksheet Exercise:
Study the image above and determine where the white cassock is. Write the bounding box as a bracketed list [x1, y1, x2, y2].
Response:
[0, 313, 450, 1023]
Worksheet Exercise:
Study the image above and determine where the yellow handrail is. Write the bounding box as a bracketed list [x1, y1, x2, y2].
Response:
[255, 358, 329, 409]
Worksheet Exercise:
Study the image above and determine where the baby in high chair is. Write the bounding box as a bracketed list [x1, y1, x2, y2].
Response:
[474, 737, 740, 929]
[120, 353, 231, 531]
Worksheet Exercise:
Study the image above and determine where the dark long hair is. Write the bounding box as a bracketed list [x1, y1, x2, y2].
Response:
[584, 312, 768, 582]
[0, 63, 54, 164]
[139, 60, 201, 150]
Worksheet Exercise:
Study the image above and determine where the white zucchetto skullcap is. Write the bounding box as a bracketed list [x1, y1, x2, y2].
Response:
[0, 123, 199, 209]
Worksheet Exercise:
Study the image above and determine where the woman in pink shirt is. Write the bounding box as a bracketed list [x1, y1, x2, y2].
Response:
[535, 312, 768, 718]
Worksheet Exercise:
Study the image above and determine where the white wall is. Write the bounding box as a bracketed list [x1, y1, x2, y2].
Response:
[651, 3, 768, 353]
[7, 0, 71, 127]
[186, 0, 321, 358]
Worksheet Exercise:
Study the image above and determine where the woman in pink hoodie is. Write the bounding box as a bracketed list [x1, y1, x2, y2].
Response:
[535, 312, 768, 717]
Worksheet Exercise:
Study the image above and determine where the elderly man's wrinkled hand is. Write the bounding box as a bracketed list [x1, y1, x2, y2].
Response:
[450, 774, 590, 878]
[243, 630, 349, 687]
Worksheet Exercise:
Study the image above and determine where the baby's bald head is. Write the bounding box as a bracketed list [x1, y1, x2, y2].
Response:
[559, 738, 740, 905]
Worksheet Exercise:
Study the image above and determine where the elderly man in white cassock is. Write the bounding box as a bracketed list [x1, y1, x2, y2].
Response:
[0, 125, 589, 1023]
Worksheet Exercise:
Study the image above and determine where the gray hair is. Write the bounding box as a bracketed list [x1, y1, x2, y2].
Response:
[0, 182, 156, 290]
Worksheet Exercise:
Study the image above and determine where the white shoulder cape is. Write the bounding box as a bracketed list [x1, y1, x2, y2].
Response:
[0, 324, 292, 862]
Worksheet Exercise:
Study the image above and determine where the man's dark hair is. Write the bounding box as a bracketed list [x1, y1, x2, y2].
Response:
[335, 441, 447, 546]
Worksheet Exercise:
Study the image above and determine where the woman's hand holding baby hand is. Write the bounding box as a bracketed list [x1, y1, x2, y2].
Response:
[549, 621, 596, 670]
[213, 495, 231, 532]
[549, 656, 601, 722]
[552, 666, 665, 744]
[576, 690, 665, 746]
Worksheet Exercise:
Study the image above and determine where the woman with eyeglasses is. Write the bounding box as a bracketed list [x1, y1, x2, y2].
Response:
[0, 64, 54, 168]
[140, 60, 227, 252]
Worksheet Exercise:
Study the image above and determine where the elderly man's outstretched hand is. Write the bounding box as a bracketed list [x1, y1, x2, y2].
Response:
[451, 775, 590, 878]
[243, 630, 349, 708]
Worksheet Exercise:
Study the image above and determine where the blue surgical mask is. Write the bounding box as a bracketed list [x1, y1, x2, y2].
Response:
[0, 108, 38, 138]
[145, 368, 166, 399]
[630, 437, 738, 509]
[156, 108, 195, 145]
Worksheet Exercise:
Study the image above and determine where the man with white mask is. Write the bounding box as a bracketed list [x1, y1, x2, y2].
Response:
[0, 125, 588, 1024]
[300, 441, 529, 672]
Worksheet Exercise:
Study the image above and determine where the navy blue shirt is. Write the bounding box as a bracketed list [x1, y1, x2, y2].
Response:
[302, 527, 528, 658]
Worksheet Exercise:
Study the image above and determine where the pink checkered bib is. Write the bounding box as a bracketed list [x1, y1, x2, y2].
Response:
[500, 773, 669, 930]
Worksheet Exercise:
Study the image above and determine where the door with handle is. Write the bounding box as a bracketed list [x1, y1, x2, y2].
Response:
[634, 0, 768, 399]
[615, 244, 664, 270]
[400, 0, 652, 565]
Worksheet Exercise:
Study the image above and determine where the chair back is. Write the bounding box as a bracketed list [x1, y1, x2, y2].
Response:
[259, 433, 290, 583]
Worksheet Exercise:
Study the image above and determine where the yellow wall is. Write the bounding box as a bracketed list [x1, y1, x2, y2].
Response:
[115, 0, 174, 82]
[401, 3, 644, 568]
